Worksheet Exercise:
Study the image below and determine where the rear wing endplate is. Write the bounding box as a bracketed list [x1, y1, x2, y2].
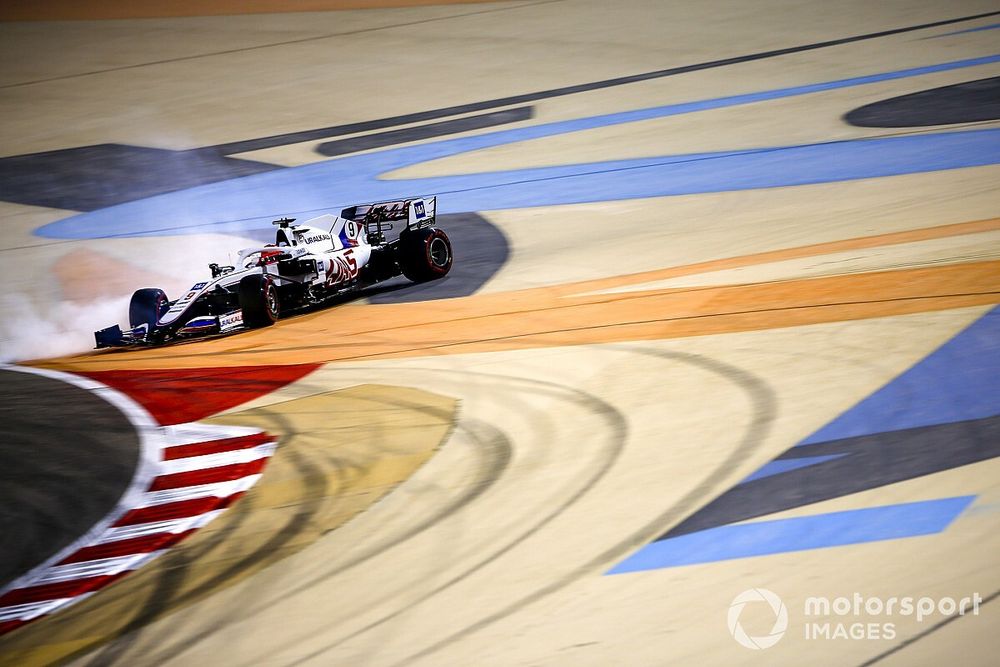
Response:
[340, 196, 436, 242]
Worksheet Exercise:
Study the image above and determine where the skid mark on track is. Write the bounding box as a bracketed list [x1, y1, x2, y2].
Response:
[72, 364, 629, 665]
[131, 413, 511, 667]
[282, 369, 628, 665]
[392, 347, 777, 665]
[858, 588, 1000, 666]
[110, 365, 627, 665]
[0, 384, 456, 667]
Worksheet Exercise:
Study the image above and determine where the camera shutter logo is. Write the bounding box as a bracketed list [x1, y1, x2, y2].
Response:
[728, 588, 788, 649]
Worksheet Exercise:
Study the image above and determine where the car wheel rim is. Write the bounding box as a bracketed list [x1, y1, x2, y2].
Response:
[265, 284, 278, 315]
[429, 237, 450, 267]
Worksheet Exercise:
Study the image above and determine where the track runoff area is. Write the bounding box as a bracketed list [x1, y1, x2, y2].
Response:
[0, 1, 998, 665]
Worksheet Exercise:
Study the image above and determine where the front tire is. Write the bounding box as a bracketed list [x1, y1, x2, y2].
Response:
[129, 288, 168, 329]
[239, 274, 279, 328]
[398, 227, 452, 283]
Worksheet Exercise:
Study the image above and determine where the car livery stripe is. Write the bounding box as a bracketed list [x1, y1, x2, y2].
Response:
[0, 369, 278, 636]
[157, 281, 214, 326]
[338, 223, 358, 248]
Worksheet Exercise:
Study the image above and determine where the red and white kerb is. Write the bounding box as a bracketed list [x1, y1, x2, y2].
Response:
[0, 368, 277, 637]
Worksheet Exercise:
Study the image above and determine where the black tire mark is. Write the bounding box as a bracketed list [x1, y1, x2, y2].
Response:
[282, 417, 518, 667]
[321, 417, 513, 570]
[858, 588, 1000, 666]
[303, 387, 559, 662]
[79, 407, 329, 667]
[43, 422, 287, 666]
[285, 371, 629, 665]
[114, 388, 501, 665]
[67, 350, 763, 666]
[107, 367, 622, 666]
[393, 345, 776, 666]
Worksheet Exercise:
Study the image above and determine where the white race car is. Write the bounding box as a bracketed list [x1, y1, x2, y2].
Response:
[95, 196, 452, 348]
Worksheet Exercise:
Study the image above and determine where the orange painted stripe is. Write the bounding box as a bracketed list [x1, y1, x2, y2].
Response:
[34, 218, 1000, 371]
[555, 217, 1000, 297]
[38, 259, 1000, 372]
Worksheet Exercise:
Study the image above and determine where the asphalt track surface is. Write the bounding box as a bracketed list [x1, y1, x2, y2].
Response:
[0, 369, 138, 590]
[1, 1, 999, 665]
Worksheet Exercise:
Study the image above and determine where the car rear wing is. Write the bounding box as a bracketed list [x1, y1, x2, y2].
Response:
[340, 196, 436, 243]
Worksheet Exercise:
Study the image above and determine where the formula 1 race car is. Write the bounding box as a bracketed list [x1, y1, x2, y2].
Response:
[94, 196, 451, 348]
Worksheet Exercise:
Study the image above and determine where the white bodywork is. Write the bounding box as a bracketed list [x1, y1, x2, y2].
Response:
[94, 196, 438, 348]
[159, 212, 371, 327]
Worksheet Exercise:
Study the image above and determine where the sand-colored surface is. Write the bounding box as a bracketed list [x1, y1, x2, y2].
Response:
[0, 384, 456, 665]
[1, 0, 998, 665]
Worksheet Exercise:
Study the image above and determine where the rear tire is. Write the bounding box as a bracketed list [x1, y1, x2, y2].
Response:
[398, 227, 452, 283]
[362, 246, 400, 283]
[129, 288, 168, 329]
[239, 274, 279, 328]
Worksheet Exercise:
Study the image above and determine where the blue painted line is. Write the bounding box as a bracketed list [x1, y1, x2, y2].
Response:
[36, 128, 1000, 240]
[411, 128, 1000, 210]
[741, 454, 845, 483]
[36, 54, 1000, 240]
[801, 305, 1000, 445]
[333, 54, 1000, 174]
[608, 302, 1000, 573]
[927, 22, 1000, 38]
[607, 496, 976, 573]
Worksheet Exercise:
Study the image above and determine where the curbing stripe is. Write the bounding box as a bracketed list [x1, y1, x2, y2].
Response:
[57, 530, 197, 564]
[137, 475, 262, 507]
[162, 432, 275, 460]
[113, 493, 245, 526]
[0, 366, 278, 635]
[32, 553, 163, 586]
[95, 509, 229, 544]
[157, 442, 277, 475]
[148, 458, 271, 491]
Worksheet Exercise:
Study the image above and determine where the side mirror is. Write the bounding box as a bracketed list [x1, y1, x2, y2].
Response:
[210, 263, 234, 278]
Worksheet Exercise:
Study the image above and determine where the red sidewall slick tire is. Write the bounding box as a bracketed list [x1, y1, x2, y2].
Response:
[399, 227, 453, 283]
[239, 274, 279, 328]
